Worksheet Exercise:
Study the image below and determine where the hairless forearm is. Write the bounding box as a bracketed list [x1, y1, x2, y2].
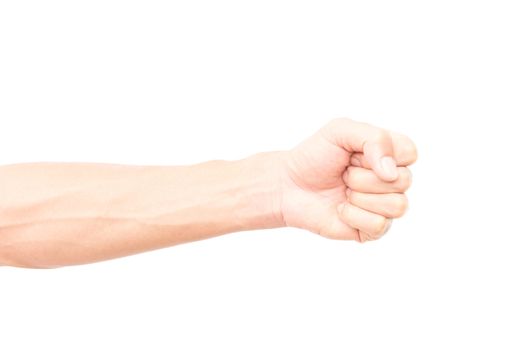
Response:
[0, 152, 285, 268]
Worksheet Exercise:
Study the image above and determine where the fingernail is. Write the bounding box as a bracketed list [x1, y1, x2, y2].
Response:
[380, 156, 398, 180]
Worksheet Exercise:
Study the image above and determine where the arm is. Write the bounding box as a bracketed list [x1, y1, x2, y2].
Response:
[0, 119, 417, 269]
[0, 152, 285, 268]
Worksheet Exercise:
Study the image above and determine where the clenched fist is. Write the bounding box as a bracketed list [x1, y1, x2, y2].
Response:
[278, 118, 417, 242]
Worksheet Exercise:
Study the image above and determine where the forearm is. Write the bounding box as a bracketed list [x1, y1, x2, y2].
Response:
[0, 152, 285, 268]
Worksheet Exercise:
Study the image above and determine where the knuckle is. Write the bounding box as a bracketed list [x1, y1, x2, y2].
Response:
[320, 118, 348, 142]
[371, 216, 388, 236]
[396, 168, 412, 191]
[327, 117, 350, 129]
[371, 129, 391, 144]
[391, 195, 409, 217]
[359, 230, 380, 243]
[405, 142, 418, 164]
[359, 232, 370, 243]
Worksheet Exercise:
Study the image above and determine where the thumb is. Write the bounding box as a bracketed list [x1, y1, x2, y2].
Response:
[363, 140, 398, 182]
[321, 118, 398, 181]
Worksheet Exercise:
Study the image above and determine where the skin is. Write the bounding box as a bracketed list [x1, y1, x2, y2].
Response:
[0, 118, 417, 268]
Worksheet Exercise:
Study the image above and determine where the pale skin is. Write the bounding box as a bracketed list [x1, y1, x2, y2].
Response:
[0, 118, 417, 268]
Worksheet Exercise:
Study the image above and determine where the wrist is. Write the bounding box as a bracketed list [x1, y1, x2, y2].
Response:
[234, 151, 287, 231]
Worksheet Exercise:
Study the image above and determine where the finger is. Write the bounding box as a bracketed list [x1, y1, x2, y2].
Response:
[322, 213, 362, 241]
[391, 132, 418, 165]
[346, 190, 409, 218]
[337, 203, 392, 241]
[320, 118, 398, 182]
[360, 219, 393, 242]
[343, 166, 412, 194]
[351, 132, 417, 168]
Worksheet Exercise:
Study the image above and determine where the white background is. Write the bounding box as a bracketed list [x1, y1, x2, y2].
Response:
[1, 0, 530, 349]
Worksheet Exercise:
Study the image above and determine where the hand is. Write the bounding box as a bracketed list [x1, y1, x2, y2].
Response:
[278, 118, 417, 242]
